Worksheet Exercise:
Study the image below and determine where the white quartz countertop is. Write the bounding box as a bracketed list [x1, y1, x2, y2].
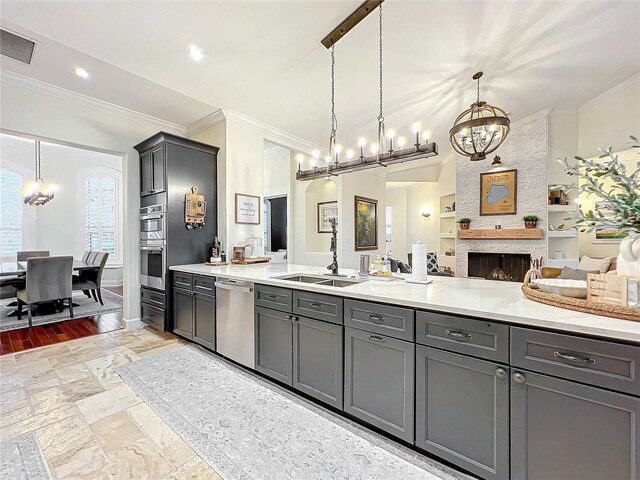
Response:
[170, 263, 640, 343]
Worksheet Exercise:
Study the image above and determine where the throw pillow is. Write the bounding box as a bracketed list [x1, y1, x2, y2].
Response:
[578, 255, 612, 273]
[426, 252, 440, 273]
[557, 267, 600, 281]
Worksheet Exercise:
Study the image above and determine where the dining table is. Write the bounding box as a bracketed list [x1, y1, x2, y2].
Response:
[0, 259, 101, 317]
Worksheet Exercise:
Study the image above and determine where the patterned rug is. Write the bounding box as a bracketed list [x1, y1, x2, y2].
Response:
[0, 289, 122, 332]
[0, 432, 52, 479]
[116, 346, 469, 480]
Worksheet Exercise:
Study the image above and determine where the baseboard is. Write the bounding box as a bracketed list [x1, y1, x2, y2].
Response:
[122, 317, 144, 330]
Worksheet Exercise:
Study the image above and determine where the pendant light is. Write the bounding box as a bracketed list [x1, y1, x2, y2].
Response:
[296, 1, 438, 181]
[449, 72, 510, 161]
[23, 140, 56, 206]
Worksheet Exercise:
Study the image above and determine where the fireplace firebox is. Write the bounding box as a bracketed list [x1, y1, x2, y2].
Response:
[467, 253, 531, 282]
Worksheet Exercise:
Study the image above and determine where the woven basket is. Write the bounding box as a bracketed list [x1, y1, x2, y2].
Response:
[521, 269, 640, 322]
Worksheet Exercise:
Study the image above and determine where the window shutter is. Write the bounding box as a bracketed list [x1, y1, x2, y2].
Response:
[84, 174, 117, 256]
[0, 167, 24, 260]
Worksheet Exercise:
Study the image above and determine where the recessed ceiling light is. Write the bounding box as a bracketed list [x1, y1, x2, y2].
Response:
[188, 45, 204, 62]
[73, 66, 90, 79]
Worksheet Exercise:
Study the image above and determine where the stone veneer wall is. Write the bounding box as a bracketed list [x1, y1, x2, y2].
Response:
[456, 115, 548, 277]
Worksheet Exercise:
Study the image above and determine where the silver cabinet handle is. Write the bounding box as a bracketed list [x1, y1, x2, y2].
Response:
[367, 334, 386, 343]
[512, 372, 526, 384]
[309, 303, 324, 310]
[285, 315, 292, 320]
[553, 351, 596, 365]
[445, 329, 473, 340]
[267, 294, 279, 300]
[291, 316, 299, 323]
[368, 314, 385, 323]
[495, 368, 507, 379]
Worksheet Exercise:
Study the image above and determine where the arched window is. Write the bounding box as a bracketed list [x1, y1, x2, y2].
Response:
[82, 169, 120, 260]
[0, 167, 24, 261]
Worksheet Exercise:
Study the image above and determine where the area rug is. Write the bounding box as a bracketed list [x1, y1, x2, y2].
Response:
[116, 346, 468, 480]
[0, 432, 52, 480]
[0, 289, 122, 332]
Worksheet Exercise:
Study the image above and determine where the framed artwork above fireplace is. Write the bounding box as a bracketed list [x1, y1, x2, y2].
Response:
[480, 169, 517, 216]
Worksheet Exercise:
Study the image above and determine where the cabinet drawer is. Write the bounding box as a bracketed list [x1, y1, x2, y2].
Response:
[255, 284, 292, 313]
[416, 311, 509, 363]
[344, 300, 414, 341]
[511, 327, 640, 396]
[173, 272, 193, 289]
[141, 287, 165, 308]
[141, 302, 165, 331]
[293, 291, 343, 325]
[193, 275, 216, 296]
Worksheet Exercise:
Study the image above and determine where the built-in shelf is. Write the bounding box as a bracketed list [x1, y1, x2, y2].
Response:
[457, 228, 543, 240]
[548, 204, 577, 212]
[440, 212, 456, 218]
[548, 230, 578, 238]
[440, 233, 456, 239]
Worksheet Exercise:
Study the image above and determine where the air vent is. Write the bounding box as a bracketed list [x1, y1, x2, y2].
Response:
[1, 29, 36, 64]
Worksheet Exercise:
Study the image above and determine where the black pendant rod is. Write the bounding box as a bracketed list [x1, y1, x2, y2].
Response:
[321, 0, 385, 49]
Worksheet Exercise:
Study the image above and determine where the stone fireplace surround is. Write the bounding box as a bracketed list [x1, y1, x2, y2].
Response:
[455, 113, 548, 278]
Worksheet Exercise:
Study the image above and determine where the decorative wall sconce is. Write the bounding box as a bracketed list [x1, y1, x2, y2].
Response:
[421, 209, 431, 218]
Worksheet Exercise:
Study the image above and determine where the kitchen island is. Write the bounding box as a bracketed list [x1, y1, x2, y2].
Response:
[169, 262, 639, 480]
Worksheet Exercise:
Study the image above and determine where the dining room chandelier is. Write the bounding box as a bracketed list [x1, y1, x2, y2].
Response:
[449, 71, 510, 161]
[23, 140, 56, 206]
[296, 0, 438, 181]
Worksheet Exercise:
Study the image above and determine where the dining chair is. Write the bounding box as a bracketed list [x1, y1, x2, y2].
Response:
[16, 250, 50, 261]
[16, 256, 73, 326]
[0, 277, 25, 300]
[72, 252, 109, 305]
[81, 250, 91, 262]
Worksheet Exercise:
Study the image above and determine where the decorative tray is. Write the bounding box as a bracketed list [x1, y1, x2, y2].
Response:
[522, 269, 639, 322]
[531, 278, 587, 298]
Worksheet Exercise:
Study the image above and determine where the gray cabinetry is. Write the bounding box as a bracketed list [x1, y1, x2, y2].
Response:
[293, 291, 343, 325]
[172, 273, 215, 349]
[293, 316, 343, 409]
[344, 300, 415, 341]
[344, 327, 415, 442]
[255, 306, 293, 385]
[140, 146, 165, 196]
[255, 284, 293, 313]
[140, 151, 153, 197]
[151, 146, 165, 195]
[510, 369, 640, 480]
[416, 346, 509, 479]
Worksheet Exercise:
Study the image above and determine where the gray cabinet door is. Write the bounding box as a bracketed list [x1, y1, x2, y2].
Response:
[293, 316, 343, 409]
[173, 287, 193, 339]
[416, 346, 509, 480]
[255, 307, 293, 385]
[344, 327, 415, 442]
[511, 369, 640, 480]
[151, 146, 165, 194]
[193, 293, 215, 351]
[140, 151, 152, 196]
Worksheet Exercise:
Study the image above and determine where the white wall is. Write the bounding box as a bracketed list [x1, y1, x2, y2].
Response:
[385, 188, 407, 260]
[405, 183, 440, 256]
[578, 74, 640, 158]
[0, 78, 181, 323]
[304, 179, 337, 253]
[264, 146, 291, 198]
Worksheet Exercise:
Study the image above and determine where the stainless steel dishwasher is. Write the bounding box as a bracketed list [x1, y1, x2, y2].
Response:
[215, 278, 255, 368]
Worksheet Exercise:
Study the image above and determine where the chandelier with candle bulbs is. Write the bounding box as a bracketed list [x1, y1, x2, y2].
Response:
[449, 72, 510, 161]
[296, 0, 438, 181]
[23, 140, 56, 206]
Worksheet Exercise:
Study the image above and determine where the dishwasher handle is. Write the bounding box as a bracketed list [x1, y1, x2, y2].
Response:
[215, 281, 253, 294]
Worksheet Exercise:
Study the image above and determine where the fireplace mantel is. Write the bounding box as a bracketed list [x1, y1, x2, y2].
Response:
[457, 228, 543, 240]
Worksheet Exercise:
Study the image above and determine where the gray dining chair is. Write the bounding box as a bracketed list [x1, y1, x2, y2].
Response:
[81, 250, 91, 262]
[72, 252, 109, 305]
[17, 250, 50, 261]
[16, 256, 73, 326]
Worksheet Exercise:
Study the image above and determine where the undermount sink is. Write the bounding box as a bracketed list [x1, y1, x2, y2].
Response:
[276, 274, 365, 288]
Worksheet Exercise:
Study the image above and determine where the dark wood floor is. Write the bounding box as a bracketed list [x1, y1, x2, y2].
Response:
[1, 287, 125, 356]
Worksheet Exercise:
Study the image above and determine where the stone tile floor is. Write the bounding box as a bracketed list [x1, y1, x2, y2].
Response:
[0, 327, 223, 479]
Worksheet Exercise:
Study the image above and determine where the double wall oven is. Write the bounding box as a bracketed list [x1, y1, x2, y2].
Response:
[140, 204, 166, 290]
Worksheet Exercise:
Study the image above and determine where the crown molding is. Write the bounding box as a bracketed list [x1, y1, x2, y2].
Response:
[225, 109, 327, 156]
[1, 69, 186, 135]
[579, 73, 640, 112]
[511, 108, 552, 128]
[186, 109, 226, 136]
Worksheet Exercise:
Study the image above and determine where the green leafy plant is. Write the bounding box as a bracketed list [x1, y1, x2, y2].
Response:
[523, 215, 539, 222]
[458, 217, 471, 224]
[558, 135, 640, 234]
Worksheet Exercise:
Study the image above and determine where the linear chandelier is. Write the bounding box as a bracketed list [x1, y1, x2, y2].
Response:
[296, 0, 438, 181]
[23, 140, 56, 206]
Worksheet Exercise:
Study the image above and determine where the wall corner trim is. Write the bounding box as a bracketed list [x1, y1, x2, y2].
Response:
[511, 108, 552, 128]
[578, 73, 640, 113]
[0, 69, 187, 135]
[186, 109, 227, 136]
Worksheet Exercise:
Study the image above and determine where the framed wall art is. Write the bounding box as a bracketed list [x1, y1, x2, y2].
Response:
[480, 169, 517, 216]
[354, 195, 378, 251]
[235, 193, 260, 224]
[317, 201, 338, 233]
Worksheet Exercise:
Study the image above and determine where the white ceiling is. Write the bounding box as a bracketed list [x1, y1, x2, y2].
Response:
[1, 1, 639, 159]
